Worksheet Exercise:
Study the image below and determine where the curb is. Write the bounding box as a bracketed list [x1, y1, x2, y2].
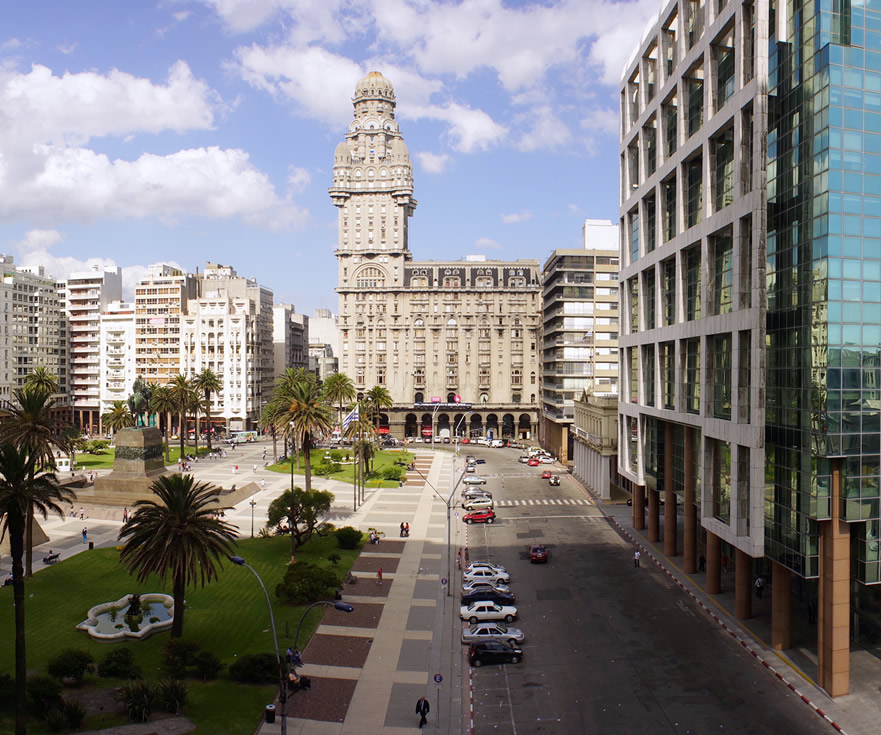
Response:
[462, 523, 475, 735]
[607, 516, 849, 735]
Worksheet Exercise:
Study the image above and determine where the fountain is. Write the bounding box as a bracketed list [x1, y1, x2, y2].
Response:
[77, 593, 174, 641]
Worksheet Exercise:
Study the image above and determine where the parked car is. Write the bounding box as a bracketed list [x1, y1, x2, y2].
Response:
[463, 475, 487, 485]
[541, 469, 552, 479]
[461, 438, 471, 444]
[461, 622, 524, 645]
[461, 579, 513, 595]
[464, 561, 508, 574]
[549, 475, 561, 486]
[468, 639, 523, 667]
[461, 589, 516, 606]
[462, 488, 493, 501]
[518, 455, 530, 463]
[489, 439, 505, 448]
[529, 544, 549, 563]
[527, 458, 540, 467]
[463, 497, 494, 511]
[475, 438, 489, 446]
[460, 601, 518, 624]
[473, 458, 487, 464]
[464, 509, 497, 525]
[463, 566, 510, 584]
[465, 464, 476, 473]
[539, 455, 555, 464]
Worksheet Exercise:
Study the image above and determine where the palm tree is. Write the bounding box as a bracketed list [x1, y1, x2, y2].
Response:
[22, 366, 60, 395]
[169, 374, 195, 461]
[345, 400, 375, 505]
[118, 474, 237, 638]
[188, 391, 203, 455]
[192, 368, 223, 452]
[365, 385, 393, 471]
[0, 444, 72, 735]
[102, 401, 134, 435]
[0, 385, 72, 576]
[259, 397, 288, 461]
[276, 367, 318, 395]
[281, 380, 333, 562]
[321, 372, 356, 429]
[150, 385, 176, 464]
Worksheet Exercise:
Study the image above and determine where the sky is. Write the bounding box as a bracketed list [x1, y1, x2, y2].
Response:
[0, 0, 661, 314]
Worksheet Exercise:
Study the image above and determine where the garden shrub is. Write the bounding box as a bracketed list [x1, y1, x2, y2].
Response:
[162, 639, 199, 678]
[45, 705, 67, 732]
[157, 678, 188, 714]
[192, 651, 223, 681]
[329, 450, 344, 462]
[229, 653, 278, 684]
[382, 466, 404, 481]
[47, 649, 94, 685]
[275, 561, 339, 605]
[335, 526, 363, 550]
[98, 647, 141, 679]
[63, 700, 86, 728]
[27, 675, 62, 713]
[117, 680, 157, 722]
[316, 521, 336, 537]
[84, 439, 110, 454]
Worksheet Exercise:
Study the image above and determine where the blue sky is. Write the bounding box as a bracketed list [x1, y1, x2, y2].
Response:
[0, 0, 659, 313]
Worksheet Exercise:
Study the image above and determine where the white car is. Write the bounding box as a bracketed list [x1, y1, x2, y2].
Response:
[463, 561, 508, 575]
[489, 439, 505, 448]
[463, 475, 487, 485]
[518, 455, 530, 463]
[460, 602, 518, 624]
[463, 497, 494, 511]
[475, 438, 489, 446]
[538, 455, 555, 464]
[461, 622, 525, 645]
[463, 567, 511, 585]
[465, 464, 476, 473]
[461, 579, 513, 594]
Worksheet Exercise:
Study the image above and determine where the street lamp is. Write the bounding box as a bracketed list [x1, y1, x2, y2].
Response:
[289, 420, 295, 496]
[228, 555, 285, 733]
[293, 600, 355, 670]
[249, 500, 257, 538]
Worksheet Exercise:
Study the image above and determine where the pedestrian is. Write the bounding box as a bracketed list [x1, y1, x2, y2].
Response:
[293, 648, 303, 667]
[807, 597, 817, 624]
[755, 576, 764, 599]
[721, 553, 729, 573]
[699, 554, 706, 572]
[376, 566, 383, 586]
[633, 549, 641, 567]
[234, 465, 238, 474]
[253, 464, 257, 473]
[82, 527, 88, 544]
[415, 695, 430, 729]
[457, 549, 463, 569]
[79, 507, 84, 520]
[260, 479, 265, 490]
[404, 522, 410, 537]
[285, 647, 293, 665]
[400, 521, 405, 537]
[262, 449, 267, 461]
[122, 507, 128, 523]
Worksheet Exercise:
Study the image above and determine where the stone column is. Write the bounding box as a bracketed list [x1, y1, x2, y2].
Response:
[771, 562, 791, 650]
[706, 531, 721, 594]
[664, 421, 677, 556]
[683, 427, 697, 573]
[648, 487, 660, 542]
[735, 548, 752, 620]
[818, 460, 850, 697]
[633, 484, 645, 530]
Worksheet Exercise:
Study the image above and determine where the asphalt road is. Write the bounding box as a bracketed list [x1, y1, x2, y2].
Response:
[458, 446, 832, 735]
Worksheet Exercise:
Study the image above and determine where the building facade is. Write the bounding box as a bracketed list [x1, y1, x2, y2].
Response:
[619, 0, 881, 696]
[540, 221, 620, 461]
[331, 72, 541, 441]
[63, 265, 122, 432]
[98, 301, 136, 421]
[572, 390, 620, 501]
[273, 304, 310, 379]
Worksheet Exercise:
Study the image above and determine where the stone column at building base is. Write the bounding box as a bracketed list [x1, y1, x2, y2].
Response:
[633, 484, 645, 530]
[735, 549, 752, 620]
[771, 562, 791, 651]
[706, 531, 721, 595]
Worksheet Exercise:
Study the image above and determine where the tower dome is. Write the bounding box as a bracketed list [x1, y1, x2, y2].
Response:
[353, 71, 395, 103]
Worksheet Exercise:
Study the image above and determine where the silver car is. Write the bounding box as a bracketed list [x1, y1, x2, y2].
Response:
[461, 622, 525, 645]
[460, 601, 518, 624]
[464, 561, 508, 574]
[463, 475, 487, 485]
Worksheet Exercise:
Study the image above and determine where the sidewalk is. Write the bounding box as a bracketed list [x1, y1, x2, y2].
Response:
[577, 478, 881, 735]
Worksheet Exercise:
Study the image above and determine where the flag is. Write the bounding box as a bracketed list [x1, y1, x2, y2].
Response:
[343, 406, 359, 431]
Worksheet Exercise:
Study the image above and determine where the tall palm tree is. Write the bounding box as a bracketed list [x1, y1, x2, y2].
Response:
[192, 368, 223, 452]
[276, 366, 318, 395]
[345, 400, 375, 505]
[150, 385, 176, 464]
[259, 397, 287, 461]
[365, 385, 393, 471]
[22, 366, 60, 395]
[189, 391, 203, 455]
[169, 374, 194, 461]
[321, 372, 356, 430]
[119, 474, 236, 637]
[0, 444, 72, 735]
[102, 400, 134, 434]
[282, 380, 333, 562]
[0, 385, 72, 576]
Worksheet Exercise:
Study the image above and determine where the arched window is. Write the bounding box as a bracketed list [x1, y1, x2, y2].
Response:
[414, 318, 424, 327]
[447, 392, 457, 403]
[355, 266, 385, 289]
[447, 318, 457, 326]
[414, 392, 424, 403]
[480, 393, 489, 403]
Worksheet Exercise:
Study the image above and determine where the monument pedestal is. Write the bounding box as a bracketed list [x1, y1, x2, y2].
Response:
[91, 427, 170, 505]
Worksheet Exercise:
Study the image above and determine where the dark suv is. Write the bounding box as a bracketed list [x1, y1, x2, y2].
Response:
[468, 639, 523, 667]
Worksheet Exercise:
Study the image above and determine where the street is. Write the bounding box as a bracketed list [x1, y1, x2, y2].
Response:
[459, 446, 832, 735]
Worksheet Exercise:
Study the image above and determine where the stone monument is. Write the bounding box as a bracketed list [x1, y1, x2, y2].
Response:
[91, 427, 170, 505]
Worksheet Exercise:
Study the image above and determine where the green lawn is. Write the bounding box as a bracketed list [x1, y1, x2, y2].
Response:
[267, 448, 413, 488]
[74, 445, 213, 471]
[0, 533, 364, 734]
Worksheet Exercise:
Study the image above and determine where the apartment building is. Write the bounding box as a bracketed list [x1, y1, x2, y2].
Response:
[619, 0, 881, 695]
[98, 301, 136, 421]
[540, 219, 620, 461]
[273, 304, 310, 379]
[331, 72, 541, 441]
[62, 265, 122, 432]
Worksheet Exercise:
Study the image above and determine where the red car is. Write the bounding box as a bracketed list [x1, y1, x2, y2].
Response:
[464, 509, 496, 525]
[541, 469, 552, 479]
[462, 438, 471, 444]
[529, 545, 548, 563]
[527, 458, 540, 467]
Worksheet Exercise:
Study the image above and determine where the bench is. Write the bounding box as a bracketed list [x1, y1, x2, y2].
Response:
[42, 552, 60, 564]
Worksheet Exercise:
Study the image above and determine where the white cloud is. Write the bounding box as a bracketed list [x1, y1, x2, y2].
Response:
[416, 152, 449, 174]
[56, 42, 77, 55]
[568, 203, 583, 216]
[515, 106, 571, 152]
[581, 107, 619, 136]
[287, 165, 311, 192]
[501, 210, 532, 224]
[409, 102, 507, 154]
[1, 38, 22, 51]
[475, 237, 501, 250]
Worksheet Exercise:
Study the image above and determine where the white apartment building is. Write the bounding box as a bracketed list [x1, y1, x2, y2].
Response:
[99, 301, 136, 422]
[63, 265, 122, 432]
[134, 264, 196, 386]
[273, 304, 309, 379]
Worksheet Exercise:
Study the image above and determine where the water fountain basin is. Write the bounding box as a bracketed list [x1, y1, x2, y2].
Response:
[77, 593, 174, 641]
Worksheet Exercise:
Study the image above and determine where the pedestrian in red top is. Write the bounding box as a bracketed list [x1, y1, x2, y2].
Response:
[376, 567, 383, 586]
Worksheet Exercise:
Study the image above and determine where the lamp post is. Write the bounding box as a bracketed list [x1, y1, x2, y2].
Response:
[249, 500, 257, 538]
[455, 411, 474, 457]
[289, 420, 295, 495]
[228, 555, 285, 734]
[293, 600, 355, 668]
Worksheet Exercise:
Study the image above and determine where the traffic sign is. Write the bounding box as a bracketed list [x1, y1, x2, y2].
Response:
[434, 673, 443, 684]
[441, 577, 448, 586]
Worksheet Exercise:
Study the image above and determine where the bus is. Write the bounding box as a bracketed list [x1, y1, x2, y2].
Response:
[228, 430, 258, 444]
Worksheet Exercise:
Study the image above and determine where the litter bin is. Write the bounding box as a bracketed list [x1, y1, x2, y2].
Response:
[265, 704, 276, 723]
[88, 542, 94, 551]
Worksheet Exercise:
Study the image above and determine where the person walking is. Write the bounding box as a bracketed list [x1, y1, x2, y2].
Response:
[400, 521, 406, 537]
[699, 554, 706, 572]
[404, 522, 410, 537]
[293, 648, 303, 667]
[755, 576, 765, 599]
[82, 527, 88, 544]
[721, 553, 729, 573]
[376, 566, 383, 586]
[122, 507, 128, 523]
[286, 647, 293, 665]
[260, 479, 266, 490]
[415, 695, 430, 729]
[79, 507, 85, 520]
[633, 549, 641, 567]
